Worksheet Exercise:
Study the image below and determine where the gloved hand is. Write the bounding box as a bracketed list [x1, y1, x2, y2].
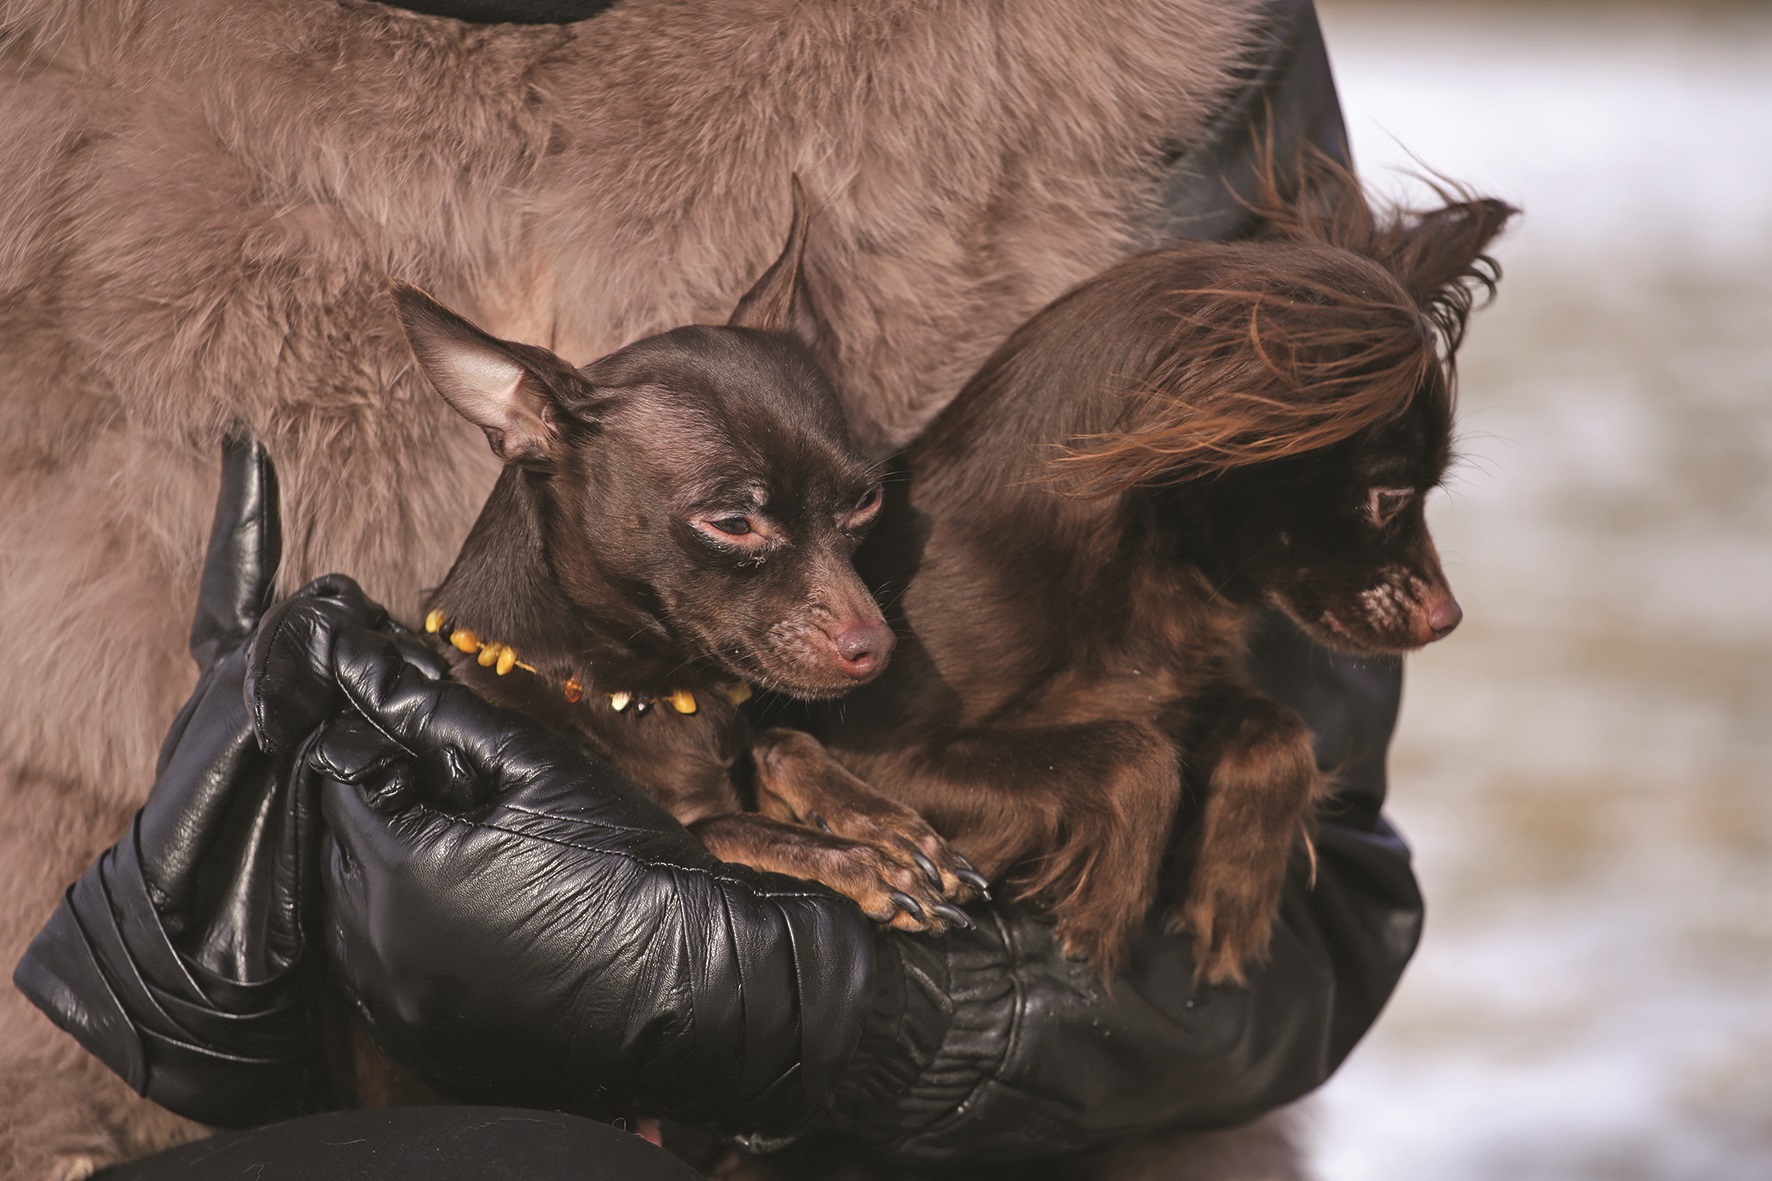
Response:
[10, 438, 371, 1127]
[287, 616, 1419, 1156]
[273, 624, 884, 1142]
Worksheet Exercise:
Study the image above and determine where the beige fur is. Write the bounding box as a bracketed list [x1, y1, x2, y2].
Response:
[0, 0, 1266, 1174]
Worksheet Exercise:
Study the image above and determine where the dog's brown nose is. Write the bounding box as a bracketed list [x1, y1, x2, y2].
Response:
[831, 618, 895, 678]
[1425, 595, 1463, 642]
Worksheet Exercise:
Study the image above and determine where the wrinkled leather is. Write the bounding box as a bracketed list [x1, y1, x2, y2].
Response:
[11, 439, 347, 1127]
[285, 638, 881, 1140]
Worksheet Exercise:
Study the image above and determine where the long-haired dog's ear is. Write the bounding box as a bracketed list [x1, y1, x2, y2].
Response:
[1377, 195, 1517, 350]
[727, 175, 825, 352]
[390, 281, 588, 467]
[1249, 150, 1517, 352]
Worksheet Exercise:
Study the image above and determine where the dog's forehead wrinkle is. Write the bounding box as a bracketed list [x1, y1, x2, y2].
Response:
[602, 394, 755, 488]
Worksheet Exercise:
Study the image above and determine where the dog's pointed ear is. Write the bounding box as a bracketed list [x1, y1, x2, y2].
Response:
[1387, 196, 1517, 309]
[391, 282, 581, 466]
[727, 175, 822, 350]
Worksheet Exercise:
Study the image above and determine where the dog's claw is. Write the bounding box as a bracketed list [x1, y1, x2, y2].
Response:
[929, 902, 975, 930]
[889, 891, 925, 921]
[908, 848, 943, 889]
[954, 868, 991, 895]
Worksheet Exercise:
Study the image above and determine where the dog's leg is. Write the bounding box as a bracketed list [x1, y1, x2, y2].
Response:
[690, 812, 958, 932]
[840, 720, 1183, 976]
[1166, 692, 1322, 985]
[750, 729, 985, 904]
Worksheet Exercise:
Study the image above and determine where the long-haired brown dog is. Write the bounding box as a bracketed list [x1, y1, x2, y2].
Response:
[758, 166, 1516, 986]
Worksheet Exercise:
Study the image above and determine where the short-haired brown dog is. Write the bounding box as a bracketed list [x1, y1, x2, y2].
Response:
[393, 188, 983, 933]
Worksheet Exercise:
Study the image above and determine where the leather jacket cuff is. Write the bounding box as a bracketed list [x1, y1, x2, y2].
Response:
[12, 823, 323, 1128]
[830, 909, 1055, 1155]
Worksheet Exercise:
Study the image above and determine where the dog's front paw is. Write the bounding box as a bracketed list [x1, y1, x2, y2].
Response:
[752, 728, 988, 903]
[694, 810, 975, 935]
[813, 838, 980, 935]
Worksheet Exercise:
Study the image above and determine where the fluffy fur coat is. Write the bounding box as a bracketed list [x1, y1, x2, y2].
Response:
[0, 0, 1266, 1175]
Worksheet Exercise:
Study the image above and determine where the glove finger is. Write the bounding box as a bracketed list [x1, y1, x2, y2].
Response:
[330, 626, 537, 806]
[305, 715, 429, 815]
[317, 773, 456, 912]
[190, 436, 282, 672]
[387, 619, 450, 682]
[244, 576, 389, 753]
[137, 641, 276, 905]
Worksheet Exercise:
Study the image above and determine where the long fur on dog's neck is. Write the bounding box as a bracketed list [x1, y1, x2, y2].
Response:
[0, 0, 1264, 1173]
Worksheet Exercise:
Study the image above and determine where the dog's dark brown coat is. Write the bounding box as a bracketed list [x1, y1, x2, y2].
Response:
[393, 194, 974, 931]
[774, 168, 1516, 981]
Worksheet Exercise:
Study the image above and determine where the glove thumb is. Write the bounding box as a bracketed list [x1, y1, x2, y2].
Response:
[190, 435, 282, 673]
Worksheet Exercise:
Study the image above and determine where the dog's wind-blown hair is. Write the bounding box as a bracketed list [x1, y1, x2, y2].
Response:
[1050, 159, 1513, 493]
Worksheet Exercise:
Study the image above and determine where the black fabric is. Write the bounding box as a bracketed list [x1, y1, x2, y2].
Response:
[1154, 0, 1351, 243]
[92, 1107, 701, 1180]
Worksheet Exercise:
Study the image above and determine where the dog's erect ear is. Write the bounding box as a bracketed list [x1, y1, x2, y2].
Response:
[391, 282, 582, 466]
[1386, 197, 1517, 311]
[727, 176, 822, 350]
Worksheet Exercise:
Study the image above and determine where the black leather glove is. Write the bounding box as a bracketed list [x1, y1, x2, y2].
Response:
[271, 633, 877, 1142]
[10, 438, 350, 1127]
[286, 613, 1418, 1159]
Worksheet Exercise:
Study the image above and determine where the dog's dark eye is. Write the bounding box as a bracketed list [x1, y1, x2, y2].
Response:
[709, 515, 753, 537]
[854, 486, 882, 514]
[1368, 487, 1414, 527]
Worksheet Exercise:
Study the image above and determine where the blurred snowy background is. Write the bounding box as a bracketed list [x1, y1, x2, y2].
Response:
[1307, 3, 1772, 1179]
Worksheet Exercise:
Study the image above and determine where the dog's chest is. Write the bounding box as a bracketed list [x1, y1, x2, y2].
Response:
[575, 704, 747, 823]
[447, 655, 746, 823]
